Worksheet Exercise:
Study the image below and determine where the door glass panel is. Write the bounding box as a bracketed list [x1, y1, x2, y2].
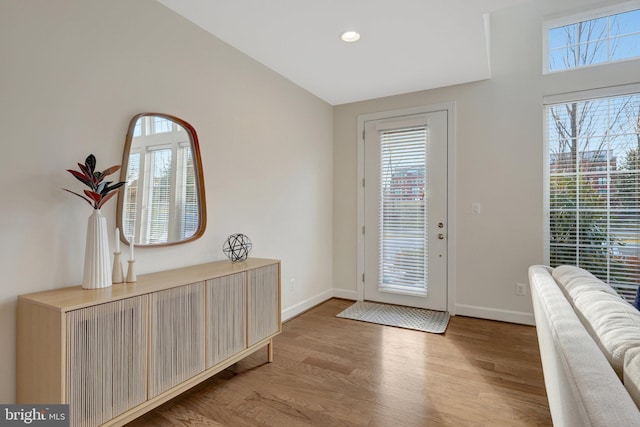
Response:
[379, 126, 427, 293]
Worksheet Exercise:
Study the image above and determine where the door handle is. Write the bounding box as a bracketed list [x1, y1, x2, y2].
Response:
[438, 233, 445, 240]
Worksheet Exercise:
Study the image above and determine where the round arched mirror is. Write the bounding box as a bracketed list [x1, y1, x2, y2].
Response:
[117, 113, 206, 247]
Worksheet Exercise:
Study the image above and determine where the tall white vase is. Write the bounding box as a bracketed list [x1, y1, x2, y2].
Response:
[83, 209, 112, 289]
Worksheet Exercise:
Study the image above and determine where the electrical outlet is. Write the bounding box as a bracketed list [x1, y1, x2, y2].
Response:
[516, 282, 527, 296]
[289, 278, 296, 291]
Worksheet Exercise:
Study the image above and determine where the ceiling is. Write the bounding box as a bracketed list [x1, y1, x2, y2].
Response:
[157, 0, 528, 105]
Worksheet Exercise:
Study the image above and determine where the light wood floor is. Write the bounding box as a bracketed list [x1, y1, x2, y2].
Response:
[127, 298, 552, 426]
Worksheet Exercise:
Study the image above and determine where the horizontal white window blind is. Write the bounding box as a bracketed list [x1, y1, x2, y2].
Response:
[124, 152, 140, 241]
[179, 145, 198, 240]
[146, 148, 172, 244]
[379, 125, 427, 290]
[546, 91, 640, 301]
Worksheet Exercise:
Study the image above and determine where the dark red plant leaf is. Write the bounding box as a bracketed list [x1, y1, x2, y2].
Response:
[62, 188, 94, 207]
[97, 191, 118, 209]
[78, 163, 92, 179]
[67, 169, 93, 187]
[84, 190, 101, 204]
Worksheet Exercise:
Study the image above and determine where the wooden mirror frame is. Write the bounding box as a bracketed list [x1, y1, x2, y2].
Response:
[116, 112, 206, 247]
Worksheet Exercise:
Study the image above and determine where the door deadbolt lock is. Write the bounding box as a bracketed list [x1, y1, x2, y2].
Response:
[438, 222, 444, 228]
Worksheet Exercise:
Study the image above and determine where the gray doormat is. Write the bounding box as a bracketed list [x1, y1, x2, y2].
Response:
[336, 301, 449, 334]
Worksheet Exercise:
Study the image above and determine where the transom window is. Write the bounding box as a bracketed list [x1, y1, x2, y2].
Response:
[544, 2, 640, 73]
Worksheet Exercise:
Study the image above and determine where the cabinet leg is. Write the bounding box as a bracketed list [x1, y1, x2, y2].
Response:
[267, 339, 274, 362]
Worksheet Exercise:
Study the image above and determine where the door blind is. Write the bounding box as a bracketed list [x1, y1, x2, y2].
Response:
[379, 125, 428, 291]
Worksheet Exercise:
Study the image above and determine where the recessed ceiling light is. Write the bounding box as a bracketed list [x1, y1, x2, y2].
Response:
[341, 30, 360, 43]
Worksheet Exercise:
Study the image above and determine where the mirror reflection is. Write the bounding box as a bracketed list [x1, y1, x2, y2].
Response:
[117, 113, 206, 247]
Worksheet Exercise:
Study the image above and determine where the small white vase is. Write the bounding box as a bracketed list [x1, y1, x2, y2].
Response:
[83, 209, 112, 289]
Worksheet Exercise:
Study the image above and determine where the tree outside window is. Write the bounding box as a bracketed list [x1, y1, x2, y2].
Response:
[546, 9, 640, 301]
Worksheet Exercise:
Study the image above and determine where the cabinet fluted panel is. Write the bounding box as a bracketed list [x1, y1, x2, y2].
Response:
[149, 282, 205, 398]
[248, 264, 280, 346]
[18, 258, 280, 427]
[206, 273, 246, 367]
[66, 296, 148, 427]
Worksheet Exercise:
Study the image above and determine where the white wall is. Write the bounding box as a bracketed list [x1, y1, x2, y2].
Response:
[333, 0, 640, 324]
[0, 0, 333, 403]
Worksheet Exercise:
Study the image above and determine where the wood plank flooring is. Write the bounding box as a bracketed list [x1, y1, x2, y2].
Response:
[127, 298, 552, 426]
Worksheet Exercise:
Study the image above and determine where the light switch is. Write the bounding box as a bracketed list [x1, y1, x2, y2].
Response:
[472, 202, 481, 215]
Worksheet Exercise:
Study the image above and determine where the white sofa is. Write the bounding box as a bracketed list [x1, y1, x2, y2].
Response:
[529, 265, 640, 426]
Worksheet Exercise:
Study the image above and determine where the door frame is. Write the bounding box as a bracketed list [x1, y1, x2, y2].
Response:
[356, 102, 457, 314]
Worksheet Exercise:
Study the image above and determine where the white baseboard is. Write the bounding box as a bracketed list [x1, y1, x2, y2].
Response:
[456, 303, 535, 326]
[281, 288, 357, 322]
[282, 289, 333, 322]
[282, 291, 535, 326]
[332, 288, 358, 300]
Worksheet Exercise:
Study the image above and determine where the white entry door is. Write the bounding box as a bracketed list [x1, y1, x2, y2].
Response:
[363, 110, 448, 311]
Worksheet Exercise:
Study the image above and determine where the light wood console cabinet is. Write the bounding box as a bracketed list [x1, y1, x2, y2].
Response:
[17, 258, 281, 427]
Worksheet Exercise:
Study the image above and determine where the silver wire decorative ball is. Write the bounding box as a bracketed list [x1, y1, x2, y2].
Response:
[223, 233, 252, 262]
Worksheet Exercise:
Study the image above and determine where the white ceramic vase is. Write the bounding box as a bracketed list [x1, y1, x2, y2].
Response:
[83, 209, 112, 289]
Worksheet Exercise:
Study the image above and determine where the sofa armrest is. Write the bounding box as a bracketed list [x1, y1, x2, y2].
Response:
[529, 265, 640, 427]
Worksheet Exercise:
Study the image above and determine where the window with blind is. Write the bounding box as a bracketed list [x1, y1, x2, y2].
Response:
[546, 89, 640, 302]
[146, 148, 172, 244]
[179, 144, 198, 239]
[125, 116, 196, 245]
[379, 126, 427, 290]
[124, 152, 140, 240]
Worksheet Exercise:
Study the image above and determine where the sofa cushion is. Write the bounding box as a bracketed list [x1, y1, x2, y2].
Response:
[571, 290, 640, 378]
[624, 346, 640, 410]
[552, 265, 620, 300]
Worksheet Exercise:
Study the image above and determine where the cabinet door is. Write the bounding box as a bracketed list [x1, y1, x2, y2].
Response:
[206, 273, 246, 367]
[66, 296, 148, 427]
[247, 264, 280, 346]
[149, 282, 205, 398]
